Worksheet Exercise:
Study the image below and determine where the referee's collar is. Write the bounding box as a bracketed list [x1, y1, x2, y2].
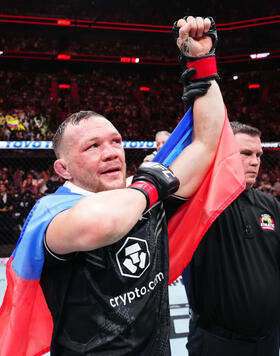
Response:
[242, 188, 255, 204]
[63, 181, 95, 197]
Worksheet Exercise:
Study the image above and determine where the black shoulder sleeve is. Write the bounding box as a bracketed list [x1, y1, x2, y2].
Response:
[43, 235, 77, 267]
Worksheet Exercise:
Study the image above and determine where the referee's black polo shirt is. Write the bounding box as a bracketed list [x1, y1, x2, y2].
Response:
[189, 188, 280, 337]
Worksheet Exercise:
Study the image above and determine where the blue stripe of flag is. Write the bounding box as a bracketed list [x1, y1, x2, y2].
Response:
[152, 107, 193, 166]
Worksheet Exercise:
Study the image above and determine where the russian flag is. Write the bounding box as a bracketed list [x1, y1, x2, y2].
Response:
[0, 188, 84, 356]
[153, 107, 246, 283]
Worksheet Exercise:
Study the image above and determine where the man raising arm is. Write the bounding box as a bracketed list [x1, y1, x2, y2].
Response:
[170, 16, 224, 198]
[1, 15, 226, 356]
[42, 16, 225, 356]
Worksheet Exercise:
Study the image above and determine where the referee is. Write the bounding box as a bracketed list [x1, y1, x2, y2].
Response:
[185, 122, 280, 356]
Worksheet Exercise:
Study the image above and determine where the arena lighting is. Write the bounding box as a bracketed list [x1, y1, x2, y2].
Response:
[0, 51, 3, 55]
[57, 19, 71, 26]
[216, 18, 280, 31]
[248, 84, 260, 89]
[120, 57, 139, 63]
[250, 52, 270, 59]
[57, 54, 71, 60]
[0, 13, 279, 32]
[233, 75, 238, 80]
[139, 87, 150, 91]
[58, 84, 70, 89]
[1, 49, 279, 65]
[120, 57, 130, 63]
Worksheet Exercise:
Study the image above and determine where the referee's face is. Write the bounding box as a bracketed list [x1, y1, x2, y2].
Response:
[59, 116, 127, 192]
[235, 132, 263, 189]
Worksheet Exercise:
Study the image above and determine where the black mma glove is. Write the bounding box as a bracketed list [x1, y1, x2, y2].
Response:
[181, 67, 211, 110]
[172, 16, 220, 82]
[128, 162, 180, 212]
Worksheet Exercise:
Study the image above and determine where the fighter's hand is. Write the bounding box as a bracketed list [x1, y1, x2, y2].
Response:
[128, 162, 180, 212]
[173, 16, 219, 82]
[175, 16, 212, 58]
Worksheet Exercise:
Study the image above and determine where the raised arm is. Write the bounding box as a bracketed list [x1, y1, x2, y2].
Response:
[169, 16, 225, 198]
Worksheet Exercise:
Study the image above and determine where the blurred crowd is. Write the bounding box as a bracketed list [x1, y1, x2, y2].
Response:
[0, 34, 177, 59]
[257, 165, 280, 199]
[0, 165, 64, 242]
[0, 68, 279, 142]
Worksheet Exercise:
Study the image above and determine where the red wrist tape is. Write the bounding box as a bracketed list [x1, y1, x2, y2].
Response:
[187, 57, 217, 80]
[129, 181, 159, 209]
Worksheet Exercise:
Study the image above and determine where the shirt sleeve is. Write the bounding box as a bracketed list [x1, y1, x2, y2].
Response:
[43, 235, 78, 266]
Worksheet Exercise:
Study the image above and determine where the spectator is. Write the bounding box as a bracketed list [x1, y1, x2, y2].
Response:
[21, 173, 38, 195]
[13, 167, 25, 188]
[143, 130, 171, 162]
[19, 190, 36, 222]
[0, 183, 14, 243]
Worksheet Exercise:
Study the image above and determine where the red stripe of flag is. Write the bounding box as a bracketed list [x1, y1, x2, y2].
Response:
[0, 258, 52, 356]
[168, 110, 246, 283]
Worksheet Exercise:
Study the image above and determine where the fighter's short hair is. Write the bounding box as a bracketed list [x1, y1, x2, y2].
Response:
[52, 110, 104, 158]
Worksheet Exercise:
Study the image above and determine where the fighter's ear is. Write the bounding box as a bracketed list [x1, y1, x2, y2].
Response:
[54, 159, 72, 180]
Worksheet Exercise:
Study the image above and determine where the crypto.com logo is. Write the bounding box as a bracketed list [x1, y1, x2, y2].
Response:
[116, 237, 150, 278]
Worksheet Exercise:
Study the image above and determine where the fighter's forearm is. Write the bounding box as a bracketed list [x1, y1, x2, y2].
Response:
[170, 80, 225, 198]
[192, 80, 224, 150]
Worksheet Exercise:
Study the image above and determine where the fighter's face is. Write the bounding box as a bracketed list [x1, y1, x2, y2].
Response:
[235, 133, 263, 189]
[59, 116, 126, 192]
[156, 134, 169, 151]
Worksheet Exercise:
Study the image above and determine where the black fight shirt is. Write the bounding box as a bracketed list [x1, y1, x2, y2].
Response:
[189, 189, 280, 337]
[40, 196, 185, 355]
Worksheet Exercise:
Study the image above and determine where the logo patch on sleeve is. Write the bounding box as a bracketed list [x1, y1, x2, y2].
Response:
[259, 214, 275, 231]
